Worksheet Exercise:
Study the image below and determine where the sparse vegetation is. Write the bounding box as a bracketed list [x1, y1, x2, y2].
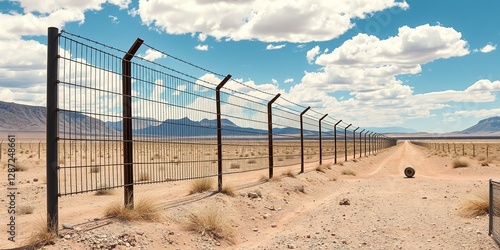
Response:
[90, 166, 100, 173]
[294, 185, 306, 193]
[185, 207, 235, 244]
[221, 184, 236, 197]
[18, 205, 34, 215]
[457, 191, 489, 217]
[104, 196, 162, 221]
[282, 168, 296, 178]
[270, 175, 283, 182]
[189, 178, 214, 194]
[315, 164, 328, 173]
[24, 219, 57, 249]
[229, 162, 241, 169]
[452, 157, 470, 168]
[95, 184, 115, 196]
[247, 159, 257, 164]
[14, 163, 28, 171]
[341, 169, 357, 176]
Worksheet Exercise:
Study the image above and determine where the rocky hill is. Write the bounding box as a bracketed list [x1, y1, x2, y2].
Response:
[461, 116, 500, 134]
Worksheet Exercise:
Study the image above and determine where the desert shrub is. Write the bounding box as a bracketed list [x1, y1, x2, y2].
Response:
[185, 207, 235, 244]
[221, 184, 236, 197]
[247, 159, 257, 164]
[452, 157, 469, 168]
[315, 164, 328, 173]
[189, 178, 214, 194]
[282, 168, 296, 178]
[341, 169, 356, 176]
[104, 196, 162, 221]
[24, 219, 57, 249]
[229, 163, 241, 169]
[270, 175, 283, 182]
[18, 205, 34, 215]
[90, 166, 100, 173]
[458, 191, 489, 217]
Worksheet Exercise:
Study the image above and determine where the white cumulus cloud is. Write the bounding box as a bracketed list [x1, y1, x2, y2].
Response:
[195, 44, 209, 51]
[140, 48, 166, 61]
[480, 43, 496, 53]
[266, 44, 286, 50]
[306, 46, 321, 64]
[135, 0, 408, 43]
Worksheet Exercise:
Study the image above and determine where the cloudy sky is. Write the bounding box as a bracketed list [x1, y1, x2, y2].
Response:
[0, 0, 499, 132]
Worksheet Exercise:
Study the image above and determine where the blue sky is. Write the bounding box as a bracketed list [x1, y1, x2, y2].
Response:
[0, 0, 499, 133]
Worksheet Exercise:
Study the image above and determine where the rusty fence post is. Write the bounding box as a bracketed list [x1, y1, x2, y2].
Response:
[215, 75, 232, 191]
[267, 94, 280, 179]
[300, 107, 311, 173]
[334, 120, 342, 164]
[318, 114, 328, 165]
[344, 124, 352, 161]
[122, 37, 143, 209]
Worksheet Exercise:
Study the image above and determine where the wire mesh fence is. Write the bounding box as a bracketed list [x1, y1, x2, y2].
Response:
[46, 27, 397, 231]
[490, 180, 500, 245]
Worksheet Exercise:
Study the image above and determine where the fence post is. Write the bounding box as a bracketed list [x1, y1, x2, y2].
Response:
[47, 27, 59, 235]
[122, 37, 143, 209]
[318, 114, 328, 165]
[487, 144, 490, 160]
[472, 142, 475, 157]
[368, 132, 374, 155]
[300, 107, 311, 173]
[359, 129, 365, 158]
[353, 127, 359, 159]
[216, 75, 232, 191]
[0, 140, 2, 160]
[364, 131, 368, 156]
[334, 120, 342, 164]
[267, 94, 280, 179]
[344, 124, 352, 161]
[489, 179, 493, 236]
[38, 140, 42, 159]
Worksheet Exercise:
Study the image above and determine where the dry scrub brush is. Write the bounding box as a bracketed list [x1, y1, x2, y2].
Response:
[221, 184, 236, 197]
[315, 164, 329, 173]
[24, 219, 57, 249]
[457, 190, 489, 217]
[452, 157, 470, 168]
[185, 207, 236, 244]
[282, 168, 296, 178]
[104, 196, 162, 221]
[341, 169, 356, 176]
[189, 178, 214, 194]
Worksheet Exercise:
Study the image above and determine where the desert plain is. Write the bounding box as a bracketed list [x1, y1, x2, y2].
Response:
[1, 139, 500, 249]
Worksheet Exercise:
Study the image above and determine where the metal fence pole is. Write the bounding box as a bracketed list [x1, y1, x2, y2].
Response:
[122, 38, 143, 209]
[334, 120, 342, 164]
[344, 124, 352, 161]
[359, 129, 365, 158]
[300, 107, 311, 173]
[368, 132, 374, 155]
[47, 27, 59, 235]
[216, 75, 232, 191]
[364, 131, 368, 156]
[353, 127, 359, 159]
[0, 140, 2, 160]
[267, 94, 281, 178]
[318, 114, 328, 165]
[472, 142, 475, 157]
[38, 140, 42, 159]
[489, 179, 493, 236]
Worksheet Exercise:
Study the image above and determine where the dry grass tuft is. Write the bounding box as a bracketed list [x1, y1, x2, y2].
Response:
[24, 219, 57, 249]
[95, 184, 115, 196]
[452, 157, 470, 168]
[185, 207, 236, 244]
[315, 164, 328, 173]
[341, 169, 356, 176]
[14, 163, 28, 172]
[221, 184, 236, 197]
[269, 175, 283, 182]
[229, 162, 241, 169]
[104, 196, 162, 221]
[18, 205, 35, 215]
[90, 166, 100, 173]
[189, 178, 214, 194]
[293, 185, 306, 193]
[457, 191, 489, 217]
[247, 159, 257, 164]
[282, 168, 296, 178]
[137, 172, 150, 182]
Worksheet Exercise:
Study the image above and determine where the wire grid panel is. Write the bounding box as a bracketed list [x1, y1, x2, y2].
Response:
[219, 83, 270, 174]
[271, 101, 302, 169]
[320, 120, 335, 161]
[302, 113, 320, 165]
[57, 33, 125, 195]
[491, 180, 500, 244]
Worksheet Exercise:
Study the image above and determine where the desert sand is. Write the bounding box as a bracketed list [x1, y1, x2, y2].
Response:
[1, 141, 500, 249]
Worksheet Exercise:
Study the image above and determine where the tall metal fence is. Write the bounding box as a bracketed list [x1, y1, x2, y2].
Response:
[490, 180, 500, 245]
[46, 27, 397, 232]
[410, 141, 498, 160]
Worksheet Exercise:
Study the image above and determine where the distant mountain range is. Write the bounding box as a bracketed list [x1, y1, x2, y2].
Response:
[460, 116, 500, 134]
[1, 101, 499, 137]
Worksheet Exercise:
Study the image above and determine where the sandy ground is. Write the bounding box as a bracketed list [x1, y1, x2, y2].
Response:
[1, 141, 500, 249]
